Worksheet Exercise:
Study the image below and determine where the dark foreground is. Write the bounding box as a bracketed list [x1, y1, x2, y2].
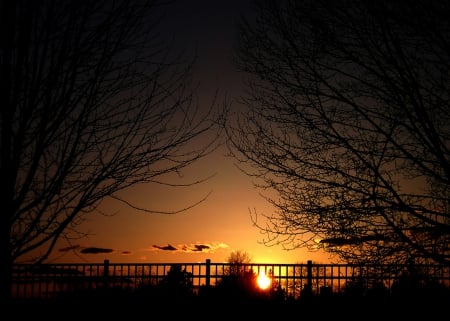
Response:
[9, 292, 450, 320]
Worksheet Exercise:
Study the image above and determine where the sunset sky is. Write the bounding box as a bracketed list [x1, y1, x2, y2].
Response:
[49, 0, 333, 265]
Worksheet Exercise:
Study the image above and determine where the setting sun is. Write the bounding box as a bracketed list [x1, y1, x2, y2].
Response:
[257, 271, 271, 290]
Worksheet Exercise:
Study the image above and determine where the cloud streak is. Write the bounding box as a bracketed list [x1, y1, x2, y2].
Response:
[151, 242, 229, 253]
[57, 241, 229, 257]
[80, 247, 114, 254]
[153, 244, 177, 251]
[58, 245, 120, 255]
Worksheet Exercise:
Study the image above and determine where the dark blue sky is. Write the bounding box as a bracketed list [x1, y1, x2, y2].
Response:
[160, 0, 255, 97]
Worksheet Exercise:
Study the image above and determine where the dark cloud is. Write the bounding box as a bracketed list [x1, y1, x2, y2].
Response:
[319, 237, 352, 246]
[320, 235, 386, 246]
[80, 247, 114, 254]
[192, 244, 210, 251]
[152, 242, 227, 253]
[58, 245, 81, 252]
[153, 244, 177, 251]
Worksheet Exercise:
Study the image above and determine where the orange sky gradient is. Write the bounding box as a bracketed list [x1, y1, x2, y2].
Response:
[51, 149, 333, 265]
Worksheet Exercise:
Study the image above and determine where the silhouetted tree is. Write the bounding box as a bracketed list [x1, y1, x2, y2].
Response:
[226, 249, 253, 276]
[0, 0, 224, 301]
[214, 250, 259, 301]
[227, 0, 450, 266]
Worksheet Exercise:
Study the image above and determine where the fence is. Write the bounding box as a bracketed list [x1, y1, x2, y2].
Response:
[12, 259, 450, 300]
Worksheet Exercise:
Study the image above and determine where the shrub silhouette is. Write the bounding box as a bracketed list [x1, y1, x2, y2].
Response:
[212, 269, 261, 302]
[133, 264, 195, 304]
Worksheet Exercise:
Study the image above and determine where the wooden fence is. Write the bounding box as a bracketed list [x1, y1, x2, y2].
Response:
[12, 259, 450, 299]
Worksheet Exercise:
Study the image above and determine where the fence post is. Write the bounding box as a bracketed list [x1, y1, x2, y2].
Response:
[103, 259, 109, 289]
[307, 260, 312, 287]
[303, 260, 313, 297]
[205, 259, 211, 288]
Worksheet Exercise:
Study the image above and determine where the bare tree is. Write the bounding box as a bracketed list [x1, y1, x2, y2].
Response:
[227, 250, 253, 276]
[216, 250, 257, 298]
[227, 0, 450, 266]
[0, 0, 224, 300]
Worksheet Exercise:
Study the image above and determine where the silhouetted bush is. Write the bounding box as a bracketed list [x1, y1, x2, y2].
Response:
[132, 264, 196, 304]
[209, 269, 269, 303]
[391, 267, 450, 299]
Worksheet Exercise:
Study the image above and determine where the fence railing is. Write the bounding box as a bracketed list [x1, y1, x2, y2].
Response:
[12, 259, 450, 299]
